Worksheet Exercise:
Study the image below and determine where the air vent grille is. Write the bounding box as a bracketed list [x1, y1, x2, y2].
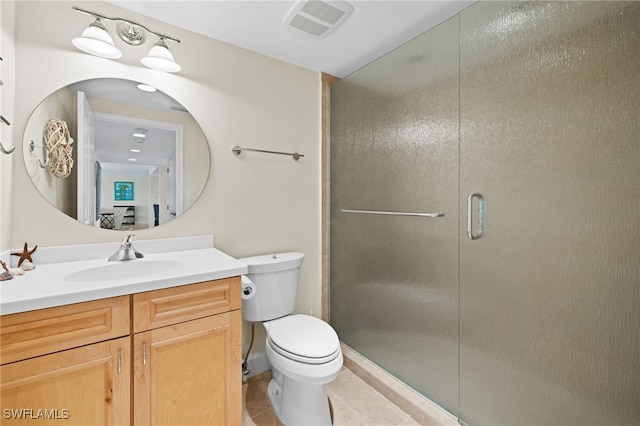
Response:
[284, 0, 353, 39]
[301, 1, 346, 25]
[290, 14, 331, 37]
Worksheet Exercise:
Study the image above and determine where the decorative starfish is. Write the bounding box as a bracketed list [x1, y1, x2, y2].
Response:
[11, 242, 38, 268]
[0, 260, 8, 272]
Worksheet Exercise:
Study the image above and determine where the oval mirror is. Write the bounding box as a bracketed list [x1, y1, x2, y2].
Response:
[23, 78, 210, 230]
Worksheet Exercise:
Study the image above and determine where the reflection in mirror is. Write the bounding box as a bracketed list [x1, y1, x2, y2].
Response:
[23, 78, 210, 230]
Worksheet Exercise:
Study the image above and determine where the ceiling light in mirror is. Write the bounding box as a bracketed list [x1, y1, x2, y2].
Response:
[22, 78, 211, 231]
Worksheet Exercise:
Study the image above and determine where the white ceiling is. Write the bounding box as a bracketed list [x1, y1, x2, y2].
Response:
[108, 0, 476, 78]
[89, 1, 476, 169]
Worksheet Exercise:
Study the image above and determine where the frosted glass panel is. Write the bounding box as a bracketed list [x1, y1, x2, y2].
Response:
[331, 1, 639, 423]
[459, 2, 640, 424]
[330, 16, 460, 414]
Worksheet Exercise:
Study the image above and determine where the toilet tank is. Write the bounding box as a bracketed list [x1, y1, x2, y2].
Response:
[239, 252, 304, 322]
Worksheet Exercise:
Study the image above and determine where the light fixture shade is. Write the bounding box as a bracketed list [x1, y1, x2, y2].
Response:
[72, 19, 122, 59]
[141, 39, 181, 73]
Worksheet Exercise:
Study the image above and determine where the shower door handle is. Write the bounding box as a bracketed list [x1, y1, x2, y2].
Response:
[467, 192, 485, 240]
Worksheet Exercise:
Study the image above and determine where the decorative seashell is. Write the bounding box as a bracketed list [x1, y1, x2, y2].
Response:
[0, 271, 13, 281]
[10, 268, 25, 276]
[21, 260, 35, 271]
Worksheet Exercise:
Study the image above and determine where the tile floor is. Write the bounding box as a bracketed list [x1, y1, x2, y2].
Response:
[242, 367, 420, 426]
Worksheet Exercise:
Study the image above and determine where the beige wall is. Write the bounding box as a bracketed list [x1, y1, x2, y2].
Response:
[1, 1, 16, 254]
[9, 1, 322, 352]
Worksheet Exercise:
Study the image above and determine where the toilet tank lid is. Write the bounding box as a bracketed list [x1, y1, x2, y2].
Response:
[238, 252, 305, 274]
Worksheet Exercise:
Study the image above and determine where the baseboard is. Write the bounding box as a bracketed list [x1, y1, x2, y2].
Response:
[340, 342, 458, 426]
[243, 350, 270, 380]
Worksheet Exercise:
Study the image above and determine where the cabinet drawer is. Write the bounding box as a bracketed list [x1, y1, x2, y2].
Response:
[133, 277, 240, 333]
[0, 296, 130, 365]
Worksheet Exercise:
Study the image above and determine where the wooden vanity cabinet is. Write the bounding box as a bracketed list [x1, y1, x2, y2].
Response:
[0, 276, 243, 426]
[132, 277, 242, 426]
[0, 296, 130, 425]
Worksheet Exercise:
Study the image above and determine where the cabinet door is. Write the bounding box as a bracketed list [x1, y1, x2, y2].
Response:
[133, 310, 242, 426]
[1, 337, 130, 425]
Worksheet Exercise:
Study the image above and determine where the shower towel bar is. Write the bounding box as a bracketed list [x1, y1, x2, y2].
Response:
[340, 209, 444, 218]
[232, 145, 304, 161]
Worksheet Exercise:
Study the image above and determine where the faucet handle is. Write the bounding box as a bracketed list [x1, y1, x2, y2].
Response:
[108, 234, 143, 261]
[124, 234, 144, 258]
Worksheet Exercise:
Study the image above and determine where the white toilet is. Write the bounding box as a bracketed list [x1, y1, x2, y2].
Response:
[239, 252, 342, 426]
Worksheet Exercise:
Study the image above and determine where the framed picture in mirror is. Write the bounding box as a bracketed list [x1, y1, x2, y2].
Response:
[114, 181, 134, 201]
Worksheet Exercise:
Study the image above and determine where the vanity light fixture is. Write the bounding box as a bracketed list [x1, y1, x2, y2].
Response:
[141, 39, 182, 73]
[72, 18, 122, 59]
[72, 6, 182, 73]
[130, 149, 141, 153]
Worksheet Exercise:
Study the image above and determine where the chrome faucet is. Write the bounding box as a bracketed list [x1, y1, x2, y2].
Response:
[108, 234, 144, 261]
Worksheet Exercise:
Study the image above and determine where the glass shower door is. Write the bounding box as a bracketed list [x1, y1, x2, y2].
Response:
[330, 16, 460, 415]
[459, 2, 640, 424]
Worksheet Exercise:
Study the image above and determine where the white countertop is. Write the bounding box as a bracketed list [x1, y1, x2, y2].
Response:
[0, 236, 248, 315]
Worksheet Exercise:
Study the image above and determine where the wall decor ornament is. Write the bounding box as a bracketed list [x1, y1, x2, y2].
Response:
[43, 118, 74, 178]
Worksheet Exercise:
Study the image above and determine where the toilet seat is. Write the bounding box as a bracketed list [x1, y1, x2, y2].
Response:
[267, 315, 340, 364]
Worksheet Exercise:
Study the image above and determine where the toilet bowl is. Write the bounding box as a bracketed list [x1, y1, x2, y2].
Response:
[264, 315, 342, 425]
[239, 253, 342, 425]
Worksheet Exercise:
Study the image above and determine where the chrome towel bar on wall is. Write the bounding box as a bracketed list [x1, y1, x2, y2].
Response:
[232, 145, 304, 161]
[340, 209, 444, 218]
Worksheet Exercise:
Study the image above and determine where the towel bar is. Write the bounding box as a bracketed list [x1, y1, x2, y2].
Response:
[340, 209, 444, 218]
[232, 145, 304, 161]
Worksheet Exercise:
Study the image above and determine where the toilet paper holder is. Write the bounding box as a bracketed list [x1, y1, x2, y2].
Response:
[241, 276, 256, 300]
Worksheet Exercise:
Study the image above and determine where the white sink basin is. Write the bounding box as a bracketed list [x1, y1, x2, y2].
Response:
[63, 259, 183, 282]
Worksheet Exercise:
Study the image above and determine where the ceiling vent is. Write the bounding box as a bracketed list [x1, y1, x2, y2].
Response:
[284, 0, 354, 39]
